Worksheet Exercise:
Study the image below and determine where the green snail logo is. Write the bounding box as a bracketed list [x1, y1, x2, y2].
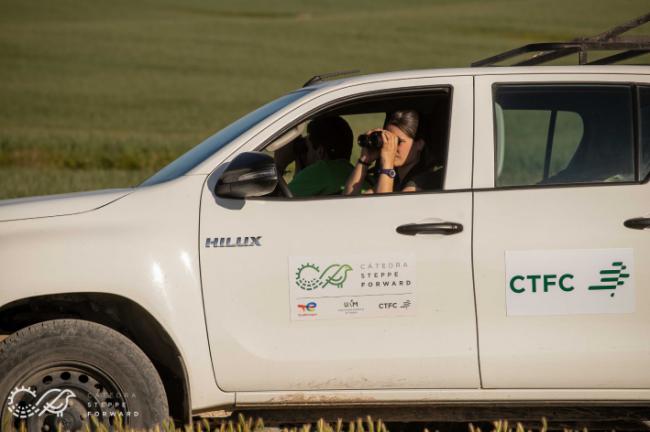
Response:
[6, 386, 76, 419]
[588, 261, 630, 298]
[295, 263, 353, 290]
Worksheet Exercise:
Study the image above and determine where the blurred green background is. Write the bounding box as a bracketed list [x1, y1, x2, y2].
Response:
[1, 0, 648, 198]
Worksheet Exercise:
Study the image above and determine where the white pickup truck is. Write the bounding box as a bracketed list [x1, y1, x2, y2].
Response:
[2, 40, 650, 430]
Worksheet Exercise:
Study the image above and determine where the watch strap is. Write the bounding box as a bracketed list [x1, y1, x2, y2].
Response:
[378, 168, 397, 179]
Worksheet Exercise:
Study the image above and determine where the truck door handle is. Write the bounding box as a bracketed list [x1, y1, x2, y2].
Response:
[624, 217, 650, 230]
[396, 222, 463, 236]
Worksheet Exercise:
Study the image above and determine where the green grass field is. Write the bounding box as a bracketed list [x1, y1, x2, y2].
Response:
[1, 0, 649, 198]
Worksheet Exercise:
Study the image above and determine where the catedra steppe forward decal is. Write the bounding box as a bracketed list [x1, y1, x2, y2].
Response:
[505, 248, 635, 316]
[289, 254, 416, 320]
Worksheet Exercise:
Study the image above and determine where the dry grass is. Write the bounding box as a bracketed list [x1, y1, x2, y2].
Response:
[8, 413, 586, 432]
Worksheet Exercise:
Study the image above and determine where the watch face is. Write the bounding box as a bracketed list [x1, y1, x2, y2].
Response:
[381, 168, 396, 178]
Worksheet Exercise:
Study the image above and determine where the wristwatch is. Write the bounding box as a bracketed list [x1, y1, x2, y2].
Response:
[378, 168, 397, 179]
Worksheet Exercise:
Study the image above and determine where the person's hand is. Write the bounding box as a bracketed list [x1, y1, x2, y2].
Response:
[379, 129, 398, 168]
[358, 128, 383, 165]
[360, 146, 379, 165]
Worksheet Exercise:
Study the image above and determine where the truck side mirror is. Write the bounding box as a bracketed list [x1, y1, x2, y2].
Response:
[215, 152, 279, 198]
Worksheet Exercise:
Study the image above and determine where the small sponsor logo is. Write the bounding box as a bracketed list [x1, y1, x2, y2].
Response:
[400, 299, 412, 309]
[295, 263, 353, 291]
[297, 301, 318, 317]
[205, 236, 262, 248]
[6, 386, 76, 419]
[338, 298, 364, 315]
[379, 302, 399, 309]
[297, 302, 317, 313]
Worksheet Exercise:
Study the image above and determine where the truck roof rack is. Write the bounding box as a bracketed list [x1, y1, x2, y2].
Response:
[472, 12, 650, 67]
[303, 70, 360, 87]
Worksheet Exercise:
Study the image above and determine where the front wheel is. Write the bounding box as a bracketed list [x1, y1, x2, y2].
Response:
[0, 319, 169, 431]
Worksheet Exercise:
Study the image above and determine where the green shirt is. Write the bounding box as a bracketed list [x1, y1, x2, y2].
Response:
[288, 159, 354, 197]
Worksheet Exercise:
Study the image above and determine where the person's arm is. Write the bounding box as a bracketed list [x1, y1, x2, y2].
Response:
[344, 130, 381, 195]
[374, 130, 398, 194]
[344, 159, 371, 195]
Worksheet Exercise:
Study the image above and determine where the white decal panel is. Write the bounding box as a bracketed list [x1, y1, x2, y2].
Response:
[505, 248, 635, 316]
[289, 254, 416, 320]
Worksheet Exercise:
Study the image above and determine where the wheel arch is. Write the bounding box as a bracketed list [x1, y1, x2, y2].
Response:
[0, 292, 190, 425]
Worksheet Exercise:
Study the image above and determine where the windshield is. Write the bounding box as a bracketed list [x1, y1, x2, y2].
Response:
[141, 89, 311, 186]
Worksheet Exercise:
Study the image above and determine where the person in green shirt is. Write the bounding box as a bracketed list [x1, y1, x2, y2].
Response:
[288, 116, 355, 197]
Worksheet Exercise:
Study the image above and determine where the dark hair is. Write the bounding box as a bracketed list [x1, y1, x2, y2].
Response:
[307, 116, 353, 160]
[385, 110, 419, 139]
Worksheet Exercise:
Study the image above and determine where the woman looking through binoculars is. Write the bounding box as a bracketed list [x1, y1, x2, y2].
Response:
[344, 110, 432, 195]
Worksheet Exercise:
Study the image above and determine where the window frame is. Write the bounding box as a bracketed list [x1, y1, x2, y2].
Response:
[247, 85, 455, 201]
[490, 82, 643, 190]
[635, 84, 650, 183]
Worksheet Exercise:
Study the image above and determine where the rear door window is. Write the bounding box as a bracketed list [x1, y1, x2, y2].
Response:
[494, 85, 635, 187]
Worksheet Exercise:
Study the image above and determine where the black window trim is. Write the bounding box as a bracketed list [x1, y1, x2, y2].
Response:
[490, 81, 645, 191]
[634, 84, 642, 183]
[542, 109, 558, 181]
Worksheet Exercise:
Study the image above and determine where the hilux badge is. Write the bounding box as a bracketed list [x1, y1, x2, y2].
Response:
[205, 236, 262, 248]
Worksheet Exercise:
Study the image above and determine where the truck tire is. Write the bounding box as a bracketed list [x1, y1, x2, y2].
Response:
[0, 319, 169, 431]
